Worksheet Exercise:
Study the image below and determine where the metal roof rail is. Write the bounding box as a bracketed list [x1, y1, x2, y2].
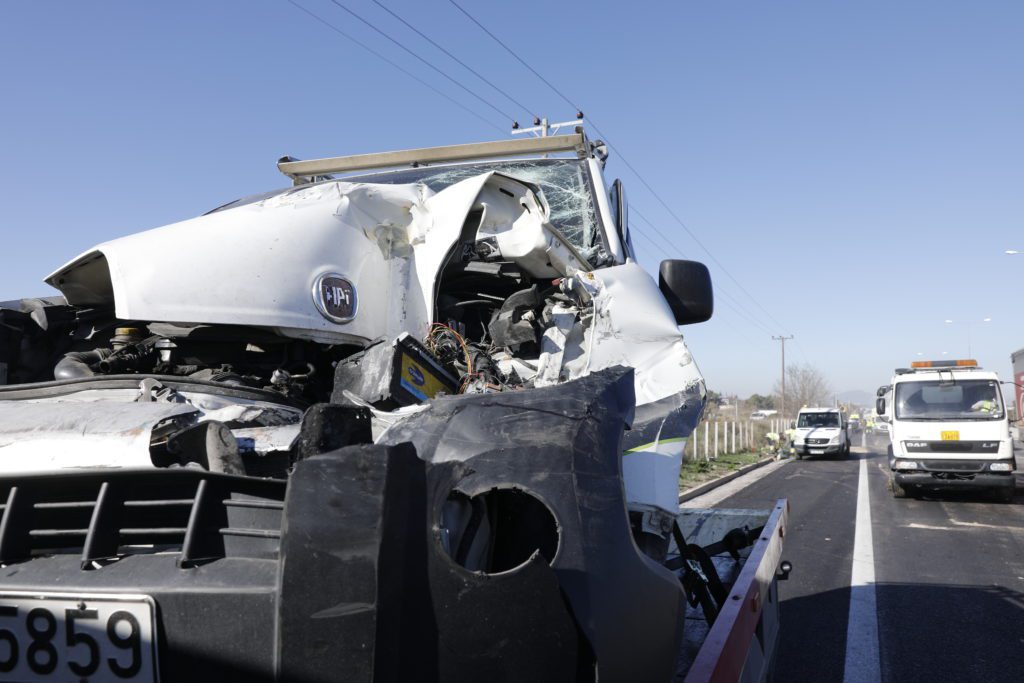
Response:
[277, 128, 589, 185]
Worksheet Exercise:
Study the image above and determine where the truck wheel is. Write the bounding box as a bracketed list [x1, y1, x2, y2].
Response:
[889, 475, 908, 499]
[994, 487, 1015, 504]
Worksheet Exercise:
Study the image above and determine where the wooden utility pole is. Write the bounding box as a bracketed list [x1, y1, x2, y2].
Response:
[772, 335, 794, 427]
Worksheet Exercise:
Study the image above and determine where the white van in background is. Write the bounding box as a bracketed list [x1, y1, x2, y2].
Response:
[790, 407, 850, 458]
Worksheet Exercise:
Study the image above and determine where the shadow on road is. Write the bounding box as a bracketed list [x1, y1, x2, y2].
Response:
[777, 581, 1024, 682]
[907, 488, 1020, 504]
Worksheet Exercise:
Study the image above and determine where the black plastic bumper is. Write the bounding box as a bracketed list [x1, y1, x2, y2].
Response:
[0, 367, 689, 683]
[894, 471, 1015, 491]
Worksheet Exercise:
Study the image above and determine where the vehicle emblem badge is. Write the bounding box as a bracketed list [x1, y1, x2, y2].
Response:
[313, 273, 357, 323]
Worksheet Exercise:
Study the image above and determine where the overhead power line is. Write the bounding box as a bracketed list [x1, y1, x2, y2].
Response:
[629, 217, 774, 338]
[447, 0, 791, 335]
[325, 0, 516, 124]
[285, 0, 504, 134]
[371, 0, 538, 121]
[447, 0, 582, 118]
[631, 207, 777, 337]
[597, 136, 792, 334]
[630, 228, 759, 346]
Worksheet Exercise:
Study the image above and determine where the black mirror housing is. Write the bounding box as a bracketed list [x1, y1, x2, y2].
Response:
[659, 260, 713, 325]
[876, 398, 886, 415]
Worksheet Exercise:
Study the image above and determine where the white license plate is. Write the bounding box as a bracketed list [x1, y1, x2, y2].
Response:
[0, 592, 158, 682]
[810, 449, 825, 455]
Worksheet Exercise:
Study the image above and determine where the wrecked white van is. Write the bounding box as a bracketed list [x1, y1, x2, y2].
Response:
[0, 130, 788, 681]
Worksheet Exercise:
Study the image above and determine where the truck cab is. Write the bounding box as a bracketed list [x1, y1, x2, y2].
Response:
[879, 359, 1015, 501]
[790, 407, 850, 458]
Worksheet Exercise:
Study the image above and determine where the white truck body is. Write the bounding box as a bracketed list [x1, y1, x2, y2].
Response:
[880, 361, 1015, 500]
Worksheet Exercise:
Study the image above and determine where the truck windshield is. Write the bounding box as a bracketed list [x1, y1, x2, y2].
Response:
[895, 380, 1004, 420]
[797, 413, 840, 427]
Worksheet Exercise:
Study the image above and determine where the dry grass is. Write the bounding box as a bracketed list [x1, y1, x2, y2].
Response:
[678, 451, 765, 491]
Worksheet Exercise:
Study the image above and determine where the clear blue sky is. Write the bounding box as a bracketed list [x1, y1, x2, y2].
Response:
[1, 1, 1021, 399]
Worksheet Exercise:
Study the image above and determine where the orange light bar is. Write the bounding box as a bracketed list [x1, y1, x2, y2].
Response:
[911, 359, 977, 368]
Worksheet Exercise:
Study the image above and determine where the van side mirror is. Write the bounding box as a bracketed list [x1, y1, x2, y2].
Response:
[876, 398, 886, 415]
[659, 260, 713, 325]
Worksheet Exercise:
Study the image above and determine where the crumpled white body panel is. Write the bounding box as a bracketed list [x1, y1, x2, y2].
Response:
[39, 171, 704, 516]
[45, 173, 576, 347]
[0, 401, 197, 472]
[557, 263, 706, 513]
[0, 387, 306, 471]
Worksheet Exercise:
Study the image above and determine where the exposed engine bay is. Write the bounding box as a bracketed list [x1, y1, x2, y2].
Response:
[0, 156, 707, 529]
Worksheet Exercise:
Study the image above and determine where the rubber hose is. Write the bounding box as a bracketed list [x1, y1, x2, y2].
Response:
[53, 349, 112, 380]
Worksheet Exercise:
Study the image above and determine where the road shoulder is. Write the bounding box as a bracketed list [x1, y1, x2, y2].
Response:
[679, 457, 791, 508]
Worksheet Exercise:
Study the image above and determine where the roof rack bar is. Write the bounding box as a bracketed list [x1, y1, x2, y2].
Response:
[278, 130, 588, 182]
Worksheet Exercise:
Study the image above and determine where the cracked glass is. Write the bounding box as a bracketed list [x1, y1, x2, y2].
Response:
[338, 159, 602, 259]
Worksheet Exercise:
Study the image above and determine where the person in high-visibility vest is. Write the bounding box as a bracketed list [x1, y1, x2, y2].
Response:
[784, 426, 797, 456]
[967, 386, 999, 414]
[971, 399, 997, 414]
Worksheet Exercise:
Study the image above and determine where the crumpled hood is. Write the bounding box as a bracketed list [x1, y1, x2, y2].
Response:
[45, 173, 588, 345]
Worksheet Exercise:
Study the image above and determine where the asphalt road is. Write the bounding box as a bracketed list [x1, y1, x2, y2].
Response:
[708, 433, 1024, 682]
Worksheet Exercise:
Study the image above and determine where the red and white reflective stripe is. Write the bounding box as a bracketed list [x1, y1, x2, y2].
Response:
[684, 499, 788, 683]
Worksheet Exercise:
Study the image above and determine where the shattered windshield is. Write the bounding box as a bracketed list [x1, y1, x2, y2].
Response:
[339, 159, 602, 258]
[208, 159, 602, 259]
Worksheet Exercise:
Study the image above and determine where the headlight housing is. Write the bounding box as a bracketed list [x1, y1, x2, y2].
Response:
[989, 462, 1012, 472]
[894, 460, 918, 470]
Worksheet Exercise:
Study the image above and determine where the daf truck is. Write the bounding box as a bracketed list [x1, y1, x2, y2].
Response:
[878, 359, 1015, 501]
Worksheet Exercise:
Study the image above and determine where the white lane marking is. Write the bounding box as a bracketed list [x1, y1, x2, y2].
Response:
[678, 458, 790, 508]
[843, 456, 881, 683]
[906, 520, 1024, 532]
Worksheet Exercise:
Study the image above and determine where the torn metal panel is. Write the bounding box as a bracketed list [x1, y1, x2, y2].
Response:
[0, 387, 305, 468]
[624, 386, 706, 515]
[534, 302, 577, 385]
[0, 401, 197, 470]
[231, 424, 300, 455]
[534, 262, 708, 514]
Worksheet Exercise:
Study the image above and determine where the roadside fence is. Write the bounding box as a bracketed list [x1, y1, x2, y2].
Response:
[684, 418, 788, 462]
